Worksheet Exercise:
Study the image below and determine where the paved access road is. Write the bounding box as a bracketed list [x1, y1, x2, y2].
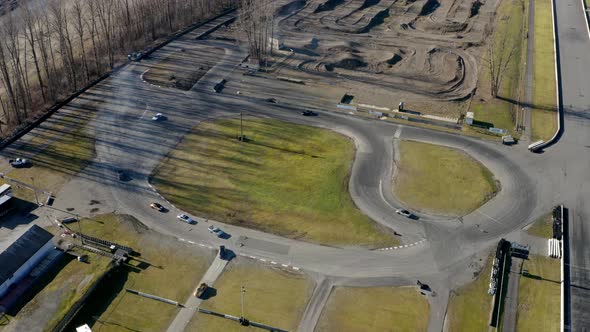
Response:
[0, 6, 588, 331]
[554, 0, 590, 329]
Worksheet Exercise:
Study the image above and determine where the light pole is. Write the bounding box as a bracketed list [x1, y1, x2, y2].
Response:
[30, 177, 40, 206]
[240, 285, 246, 319]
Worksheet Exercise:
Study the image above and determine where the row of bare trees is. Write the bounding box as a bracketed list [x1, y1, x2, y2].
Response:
[237, 0, 275, 64]
[0, 0, 235, 135]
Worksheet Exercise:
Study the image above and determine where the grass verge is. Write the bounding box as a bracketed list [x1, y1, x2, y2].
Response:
[152, 117, 398, 247]
[531, 0, 557, 141]
[468, 0, 528, 137]
[446, 254, 494, 330]
[394, 140, 498, 216]
[315, 286, 429, 332]
[526, 212, 553, 238]
[516, 255, 560, 331]
[187, 259, 313, 331]
[2, 105, 96, 202]
[64, 214, 214, 331]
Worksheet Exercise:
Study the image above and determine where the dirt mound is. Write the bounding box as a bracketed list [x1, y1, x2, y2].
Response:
[278, 0, 307, 16]
[324, 53, 367, 71]
[358, 0, 381, 11]
[275, 0, 495, 101]
[314, 0, 345, 13]
[419, 0, 440, 16]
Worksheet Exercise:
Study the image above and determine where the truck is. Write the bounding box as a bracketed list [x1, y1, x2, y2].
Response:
[194, 283, 209, 299]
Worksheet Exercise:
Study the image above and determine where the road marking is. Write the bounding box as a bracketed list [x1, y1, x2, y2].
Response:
[394, 125, 403, 139]
[271, 261, 277, 265]
[259, 259, 267, 262]
[188, 241, 195, 244]
[475, 210, 503, 225]
[281, 264, 289, 267]
[179, 238, 185, 242]
[139, 105, 150, 120]
[379, 180, 398, 210]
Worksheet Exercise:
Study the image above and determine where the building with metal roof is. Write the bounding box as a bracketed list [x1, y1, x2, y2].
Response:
[0, 225, 54, 302]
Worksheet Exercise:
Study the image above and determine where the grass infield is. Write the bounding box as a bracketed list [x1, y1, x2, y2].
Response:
[152, 117, 398, 247]
[395, 140, 498, 216]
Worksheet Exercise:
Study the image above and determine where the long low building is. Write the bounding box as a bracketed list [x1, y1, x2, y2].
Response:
[0, 225, 56, 312]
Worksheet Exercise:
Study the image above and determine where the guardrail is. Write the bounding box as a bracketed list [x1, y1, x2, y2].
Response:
[560, 204, 570, 332]
[532, 0, 564, 152]
[581, 0, 590, 41]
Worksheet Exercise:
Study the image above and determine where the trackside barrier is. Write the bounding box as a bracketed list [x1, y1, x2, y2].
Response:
[533, 0, 563, 152]
[560, 204, 569, 332]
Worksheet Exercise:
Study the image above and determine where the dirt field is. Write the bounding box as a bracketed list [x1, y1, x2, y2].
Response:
[226, 0, 501, 117]
[143, 44, 226, 90]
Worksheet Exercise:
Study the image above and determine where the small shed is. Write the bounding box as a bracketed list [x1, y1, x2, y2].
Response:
[465, 112, 474, 125]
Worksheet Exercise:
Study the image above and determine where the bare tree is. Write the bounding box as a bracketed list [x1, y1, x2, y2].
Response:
[72, 0, 90, 81]
[487, 34, 515, 98]
[237, 0, 274, 65]
[21, 3, 47, 103]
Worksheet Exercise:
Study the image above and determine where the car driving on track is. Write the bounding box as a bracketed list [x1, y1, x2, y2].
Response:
[208, 225, 225, 237]
[151, 113, 165, 121]
[177, 213, 194, 224]
[301, 110, 317, 116]
[150, 202, 165, 212]
[395, 209, 414, 218]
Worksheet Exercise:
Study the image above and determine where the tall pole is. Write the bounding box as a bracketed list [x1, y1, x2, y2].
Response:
[240, 112, 244, 141]
[241, 285, 246, 319]
[76, 214, 84, 246]
[30, 177, 39, 206]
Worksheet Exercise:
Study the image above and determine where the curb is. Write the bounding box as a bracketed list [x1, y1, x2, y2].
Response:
[581, 0, 590, 41]
[176, 237, 302, 272]
[376, 239, 426, 251]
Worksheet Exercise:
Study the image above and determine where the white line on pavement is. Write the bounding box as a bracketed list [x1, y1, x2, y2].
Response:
[394, 125, 403, 139]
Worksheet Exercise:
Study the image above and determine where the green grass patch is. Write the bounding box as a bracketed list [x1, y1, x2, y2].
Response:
[152, 117, 398, 247]
[316, 286, 429, 332]
[3, 108, 96, 202]
[187, 260, 313, 332]
[446, 254, 494, 331]
[531, 0, 557, 141]
[470, 0, 527, 136]
[526, 212, 553, 238]
[65, 214, 214, 331]
[394, 140, 498, 216]
[516, 255, 560, 331]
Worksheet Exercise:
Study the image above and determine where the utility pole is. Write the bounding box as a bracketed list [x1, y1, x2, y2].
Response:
[76, 214, 84, 246]
[30, 177, 39, 206]
[241, 285, 246, 319]
[239, 112, 244, 142]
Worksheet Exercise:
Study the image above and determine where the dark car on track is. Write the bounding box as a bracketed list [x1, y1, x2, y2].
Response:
[301, 110, 317, 116]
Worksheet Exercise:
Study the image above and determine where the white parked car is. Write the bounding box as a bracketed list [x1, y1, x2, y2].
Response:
[151, 113, 164, 121]
[177, 213, 194, 224]
[395, 209, 414, 218]
[208, 225, 225, 237]
[9, 158, 29, 168]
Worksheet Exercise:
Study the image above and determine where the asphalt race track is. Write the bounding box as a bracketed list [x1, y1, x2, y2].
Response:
[1, 4, 589, 331]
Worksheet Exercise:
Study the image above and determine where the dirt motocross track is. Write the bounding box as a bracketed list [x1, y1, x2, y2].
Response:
[275, 0, 499, 102]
